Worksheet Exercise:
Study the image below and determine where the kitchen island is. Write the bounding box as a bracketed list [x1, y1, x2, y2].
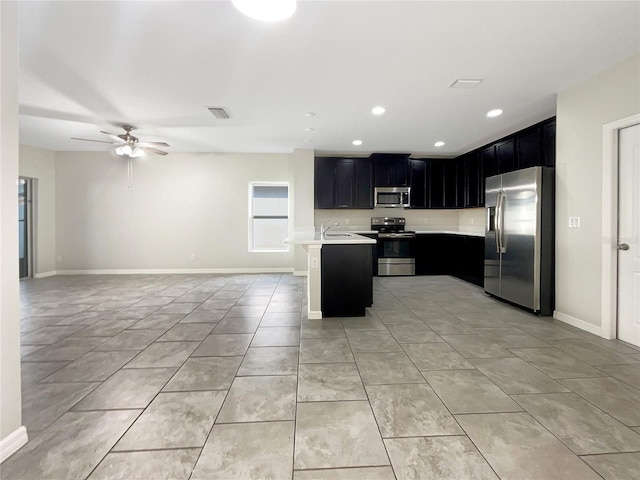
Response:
[286, 230, 376, 319]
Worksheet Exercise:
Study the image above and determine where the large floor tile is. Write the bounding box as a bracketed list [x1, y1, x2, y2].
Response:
[125, 341, 200, 368]
[71, 319, 137, 337]
[114, 391, 226, 450]
[158, 323, 213, 341]
[163, 356, 241, 391]
[457, 412, 602, 480]
[192, 334, 253, 356]
[294, 401, 389, 470]
[212, 317, 261, 334]
[191, 421, 294, 480]
[471, 357, 568, 394]
[595, 363, 640, 390]
[1, 410, 141, 480]
[251, 326, 300, 346]
[22, 337, 106, 361]
[88, 449, 200, 480]
[20, 325, 85, 345]
[474, 327, 551, 348]
[512, 392, 640, 454]
[94, 329, 164, 351]
[300, 320, 346, 339]
[559, 377, 640, 426]
[402, 342, 474, 370]
[384, 436, 498, 480]
[423, 370, 522, 414]
[366, 383, 462, 437]
[298, 363, 366, 401]
[181, 309, 226, 323]
[260, 311, 301, 326]
[217, 375, 296, 423]
[21, 360, 68, 387]
[386, 324, 442, 343]
[581, 452, 640, 480]
[41, 350, 138, 382]
[421, 317, 478, 335]
[237, 346, 298, 376]
[441, 334, 513, 359]
[510, 347, 604, 378]
[129, 313, 184, 330]
[22, 381, 100, 433]
[346, 330, 403, 352]
[548, 338, 640, 365]
[300, 338, 354, 363]
[354, 352, 424, 385]
[75, 367, 177, 410]
[294, 467, 395, 480]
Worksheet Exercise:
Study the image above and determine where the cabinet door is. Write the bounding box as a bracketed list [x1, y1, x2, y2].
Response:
[372, 154, 409, 186]
[464, 151, 482, 207]
[495, 139, 515, 174]
[542, 119, 556, 167]
[443, 160, 458, 208]
[355, 159, 373, 208]
[481, 145, 496, 180]
[429, 160, 445, 208]
[390, 157, 409, 186]
[335, 159, 356, 208]
[315, 157, 336, 208]
[516, 126, 541, 169]
[409, 159, 429, 208]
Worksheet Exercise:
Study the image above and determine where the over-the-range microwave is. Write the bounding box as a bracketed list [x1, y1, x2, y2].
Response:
[374, 186, 411, 208]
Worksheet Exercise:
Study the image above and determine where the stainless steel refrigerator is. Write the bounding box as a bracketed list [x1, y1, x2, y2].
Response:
[485, 166, 554, 315]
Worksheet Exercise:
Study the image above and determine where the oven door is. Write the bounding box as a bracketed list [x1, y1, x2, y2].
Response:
[377, 235, 415, 276]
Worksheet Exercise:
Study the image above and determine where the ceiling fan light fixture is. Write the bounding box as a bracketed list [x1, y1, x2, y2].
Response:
[115, 144, 144, 158]
[232, 0, 296, 22]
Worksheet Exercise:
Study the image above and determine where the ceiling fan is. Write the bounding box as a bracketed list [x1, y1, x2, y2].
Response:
[71, 125, 170, 157]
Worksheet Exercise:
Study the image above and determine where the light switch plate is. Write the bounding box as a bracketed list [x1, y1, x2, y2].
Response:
[569, 216, 581, 228]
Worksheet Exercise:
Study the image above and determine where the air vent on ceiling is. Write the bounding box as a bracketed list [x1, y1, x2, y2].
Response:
[207, 106, 230, 119]
[449, 79, 484, 89]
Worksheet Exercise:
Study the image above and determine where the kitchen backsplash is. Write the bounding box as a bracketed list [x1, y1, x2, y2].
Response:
[314, 208, 485, 233]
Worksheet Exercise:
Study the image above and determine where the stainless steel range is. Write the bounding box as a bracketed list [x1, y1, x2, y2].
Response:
[371, 217, 416, 276]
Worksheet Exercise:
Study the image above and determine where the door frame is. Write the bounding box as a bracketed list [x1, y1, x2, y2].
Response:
[601, 113, 640, 340]
[18, 176, 35, 279]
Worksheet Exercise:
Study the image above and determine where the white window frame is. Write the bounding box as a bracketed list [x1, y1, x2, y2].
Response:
[248, 182, 290, 253]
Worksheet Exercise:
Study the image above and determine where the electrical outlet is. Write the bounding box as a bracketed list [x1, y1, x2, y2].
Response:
[310, 257, 318, 268]
[569, 217, 581, 228]
[191, 254, 196, 261]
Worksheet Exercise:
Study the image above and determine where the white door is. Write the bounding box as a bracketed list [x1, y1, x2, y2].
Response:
[618, 123, 640, 346]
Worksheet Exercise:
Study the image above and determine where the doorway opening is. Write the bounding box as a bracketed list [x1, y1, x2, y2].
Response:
[19, 177, 34, 279]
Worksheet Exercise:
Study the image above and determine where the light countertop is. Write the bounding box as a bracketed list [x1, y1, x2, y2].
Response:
[285, 231, 377, 246]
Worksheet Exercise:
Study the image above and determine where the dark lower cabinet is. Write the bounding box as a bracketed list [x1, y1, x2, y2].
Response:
[414, 234, 483, 287]
[360, 233, 378, 276]
[321, 244, 373, 317]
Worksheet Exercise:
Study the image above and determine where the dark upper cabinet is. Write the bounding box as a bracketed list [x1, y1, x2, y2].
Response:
[335, 159, 355, 208]
[355, 158, 373, 208]
[409, 159, 429, 208]
[315, 157, 336, 209]
[429, 160, 445, 208]
[372, 153, 410, 186]
[542, 119, 556, 167]
[463, 151, 483, 207]
[443, 160, 460, 208]
[516, 126, 542, 169]
[495, 139, 515, 174]
[481, 145, 496, 180]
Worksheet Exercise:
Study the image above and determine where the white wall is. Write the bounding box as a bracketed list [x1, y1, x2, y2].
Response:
[0, 0, 25, 454]
[54, 151, 302, 272]
[555, 54, 640, 331]
[19, 145, 56, 276]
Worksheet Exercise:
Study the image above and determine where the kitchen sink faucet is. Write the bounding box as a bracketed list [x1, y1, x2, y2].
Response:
[321, 221, 340, 235]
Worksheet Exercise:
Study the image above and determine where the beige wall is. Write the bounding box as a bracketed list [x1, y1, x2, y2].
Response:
[292, 149, 315, 274]
[54, 150, 303, 272]
[0, 0, 23, 448]
[19, 145, 56, 275]
[555, 54, 640, 331]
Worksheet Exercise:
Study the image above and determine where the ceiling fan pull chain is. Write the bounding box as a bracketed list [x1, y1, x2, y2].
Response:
[127, 157, 134, 198]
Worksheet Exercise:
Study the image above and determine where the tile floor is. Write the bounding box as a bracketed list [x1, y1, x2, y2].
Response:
[4, 273, 640, 479]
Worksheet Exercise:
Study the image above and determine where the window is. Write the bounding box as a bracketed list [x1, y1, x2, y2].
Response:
[249, 183, 289, 252]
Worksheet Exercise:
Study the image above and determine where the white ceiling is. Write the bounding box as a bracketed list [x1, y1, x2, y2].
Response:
[18, 1, 640, 157]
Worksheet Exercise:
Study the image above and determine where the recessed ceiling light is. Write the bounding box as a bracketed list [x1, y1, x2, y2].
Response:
[449, 79, 484, 89]
[487, 109, 503, 118]
[352, 139, 363, 146]
[371, 106, 386, 115]
[305, 112, 316, 117]
[434, 141, 445, 147]
[232, 0, 296, 22]
[305, 127, 314, 132]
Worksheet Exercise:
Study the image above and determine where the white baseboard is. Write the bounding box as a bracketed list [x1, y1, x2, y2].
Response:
[55, 267, 294, 275]
[33, 270, 56, 278]
[0, 426, 28, 464]
[553, 310, 604, 337]
[293, 270, 308, 277]
[307, 310, 322, 319]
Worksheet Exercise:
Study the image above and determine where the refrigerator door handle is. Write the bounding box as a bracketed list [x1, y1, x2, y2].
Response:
[495, 191, 503, 253]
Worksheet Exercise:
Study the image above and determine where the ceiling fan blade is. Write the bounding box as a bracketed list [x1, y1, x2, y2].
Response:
[100, 130, 125, 142]
[140, 146, 168, 156]
[138, 141, 170, 147]
[71, 137, 118, 144]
